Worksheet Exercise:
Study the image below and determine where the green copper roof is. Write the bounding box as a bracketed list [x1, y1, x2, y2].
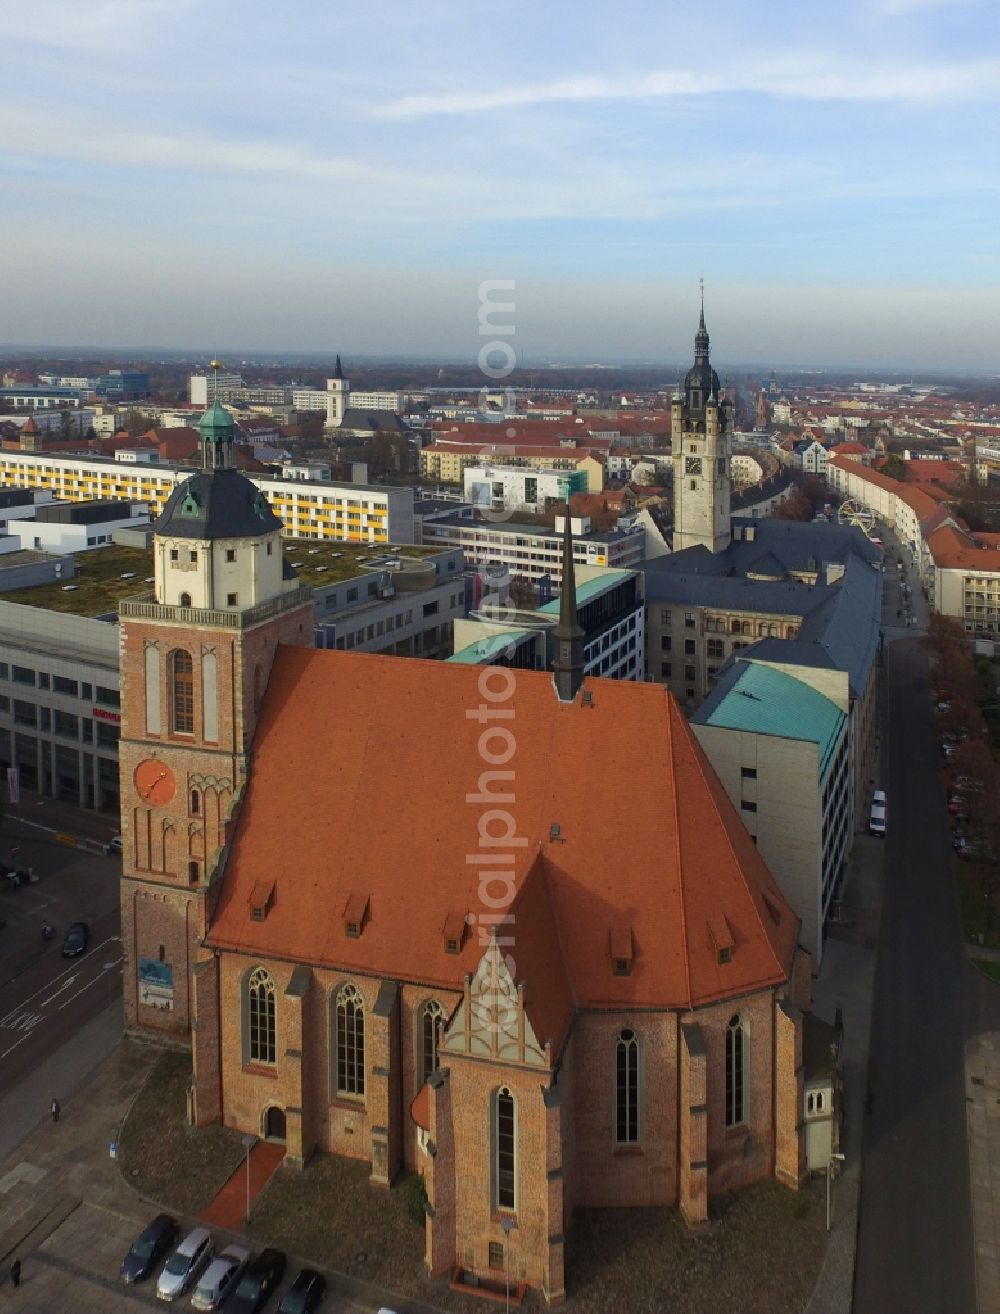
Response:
[198, 398, 235, 439]
[699, 662, 846, 777]
[537, 569, 634, 615]
[447, 629, 537, 664]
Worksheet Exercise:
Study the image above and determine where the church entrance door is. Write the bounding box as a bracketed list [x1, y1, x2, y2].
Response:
[264, 1105, 286, 1142]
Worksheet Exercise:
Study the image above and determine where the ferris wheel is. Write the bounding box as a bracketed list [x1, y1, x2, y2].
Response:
[838, 500, 877, 537]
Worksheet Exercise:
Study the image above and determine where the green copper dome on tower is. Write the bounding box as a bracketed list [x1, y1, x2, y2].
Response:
[198, 398, 234, 469]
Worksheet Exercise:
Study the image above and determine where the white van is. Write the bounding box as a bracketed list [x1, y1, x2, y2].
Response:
[869, 790, 887, 837]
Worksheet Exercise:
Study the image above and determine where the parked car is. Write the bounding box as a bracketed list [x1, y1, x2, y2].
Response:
[108, 834, 123, 855]
[61, 921, 90, 957]
[156, 1227, 213, 1302]
[869, 790, 887, 837]
[192, 1244, 250, 1310]
[227, 1248, 287, 1314]
[277, 1267, 327, 1313]
[121, 1214, 178, 1284]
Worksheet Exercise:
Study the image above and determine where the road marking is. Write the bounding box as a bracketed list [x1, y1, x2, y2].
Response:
[7, 935, 120, 1012]
[39, 976, 78, 1008]
[0, 1007, 42, 1033]
[0, 1033, 30, 1060]
[59, 959, 121, 1009]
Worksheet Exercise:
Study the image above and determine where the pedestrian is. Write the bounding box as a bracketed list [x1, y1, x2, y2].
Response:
[10, 1257, 21, 1288]
[50, 1098, 60, 1123]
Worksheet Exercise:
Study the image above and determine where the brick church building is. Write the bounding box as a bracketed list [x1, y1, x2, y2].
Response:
[119, 380, 815, 1304]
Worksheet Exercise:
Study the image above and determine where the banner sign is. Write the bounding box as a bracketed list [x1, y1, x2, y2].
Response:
[138, 958, 174, 1011]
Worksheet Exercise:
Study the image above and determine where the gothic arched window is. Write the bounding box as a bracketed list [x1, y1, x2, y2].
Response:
[725, 1014, 746, 1127]
[421, 999, 445, 1085]
[494, 1087, 516, 1211]
[615, 1029, 640, 1144]
[247, 967, 276, 1065]
[336, 984, 365, 1096]
[169, 649, 194, 734]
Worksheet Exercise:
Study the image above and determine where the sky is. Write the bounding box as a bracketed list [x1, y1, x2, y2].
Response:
[1, 0, 999, 369]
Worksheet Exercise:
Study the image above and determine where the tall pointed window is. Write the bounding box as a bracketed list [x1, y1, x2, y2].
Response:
[494, 1087, 516, 1211]
[615, 1029, 640, 1144]
[336, 984, 365, 1097]
[170, 649, 194, 734]
[247, 967, 276, 1065]
[421, 999, 444, 1085]
[726, 1014, 746, 1127]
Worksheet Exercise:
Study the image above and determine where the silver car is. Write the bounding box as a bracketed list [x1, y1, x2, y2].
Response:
[191, 1243, 250, 1310]
[156, 1227, 213, 1302]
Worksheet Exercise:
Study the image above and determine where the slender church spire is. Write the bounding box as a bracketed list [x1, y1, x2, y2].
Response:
[695, 277, 710, 362]
[553, 510, 585, 703]
[334, 354, 344, 380]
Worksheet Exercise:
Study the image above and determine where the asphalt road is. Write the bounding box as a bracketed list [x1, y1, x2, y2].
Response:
[0, 905, 121, 1095]
[0, 830, 122, 1101]
[854, 638, 976, 1313]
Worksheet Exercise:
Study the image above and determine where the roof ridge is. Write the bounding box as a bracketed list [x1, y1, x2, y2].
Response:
[665, 695, 692, 1010]
[683, 702, 791, 990]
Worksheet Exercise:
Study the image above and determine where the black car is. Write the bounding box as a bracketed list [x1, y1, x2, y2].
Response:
[61, 921, 90, 957]
[278, 1268, 326, 1314]
[228, 1248, 287, 1313]
[121, 1213, 178, 1284]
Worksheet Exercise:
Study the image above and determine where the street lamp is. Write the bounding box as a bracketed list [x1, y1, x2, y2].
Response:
[500, 1215, 516, 1314]
[826, 1151, 846, 1232]
[242, 1134, 256, 1224]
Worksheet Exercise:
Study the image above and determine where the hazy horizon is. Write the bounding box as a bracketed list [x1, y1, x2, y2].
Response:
[3, 0, 998, 369]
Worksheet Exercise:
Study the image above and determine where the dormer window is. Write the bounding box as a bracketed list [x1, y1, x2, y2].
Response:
[610, 921, 634, 977]
[709, 917, 735, 966]
[442, 910, 466, 955]
[343, 893, 370, 939]
[249, 880, 275, 922]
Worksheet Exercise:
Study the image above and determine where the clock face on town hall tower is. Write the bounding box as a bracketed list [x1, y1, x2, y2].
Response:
[134, 759, 177, 807]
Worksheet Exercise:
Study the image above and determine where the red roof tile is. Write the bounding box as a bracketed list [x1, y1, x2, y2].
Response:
[207, 650, 799, 1045]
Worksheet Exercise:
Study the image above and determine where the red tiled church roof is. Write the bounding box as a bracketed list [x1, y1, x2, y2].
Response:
[207, 649, 799, 1052]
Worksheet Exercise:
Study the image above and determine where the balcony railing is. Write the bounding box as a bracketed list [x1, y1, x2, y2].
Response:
[118, 585, 313, 630]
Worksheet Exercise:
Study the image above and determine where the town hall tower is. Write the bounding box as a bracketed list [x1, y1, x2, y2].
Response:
[671, 296, 733, 554]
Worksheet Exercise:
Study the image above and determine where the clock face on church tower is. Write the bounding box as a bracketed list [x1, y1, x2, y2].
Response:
[134, 759, 177, 807]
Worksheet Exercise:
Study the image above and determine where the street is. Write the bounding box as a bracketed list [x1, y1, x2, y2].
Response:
[853, 634, 976, 1312]
[0, 822, 122, 1100]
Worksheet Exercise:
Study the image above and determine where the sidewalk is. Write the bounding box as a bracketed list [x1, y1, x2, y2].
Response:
[804, 835, 882, 1314]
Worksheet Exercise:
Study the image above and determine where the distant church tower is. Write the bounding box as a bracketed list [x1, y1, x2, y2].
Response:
[326, 354, 350, 428]
[671, 293, 733, 554]
[756, 389, 770, 432]
[117, 380, 314, 1038]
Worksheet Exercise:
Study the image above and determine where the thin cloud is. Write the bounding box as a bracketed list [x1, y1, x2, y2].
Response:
[378, 55, 1000, 118]
[1, 0, 198, 51]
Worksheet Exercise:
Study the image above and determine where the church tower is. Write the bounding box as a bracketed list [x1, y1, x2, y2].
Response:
[671, 294, 733, 554]
[117, 385, 314, 1038]
[326, 354, 350, 428]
